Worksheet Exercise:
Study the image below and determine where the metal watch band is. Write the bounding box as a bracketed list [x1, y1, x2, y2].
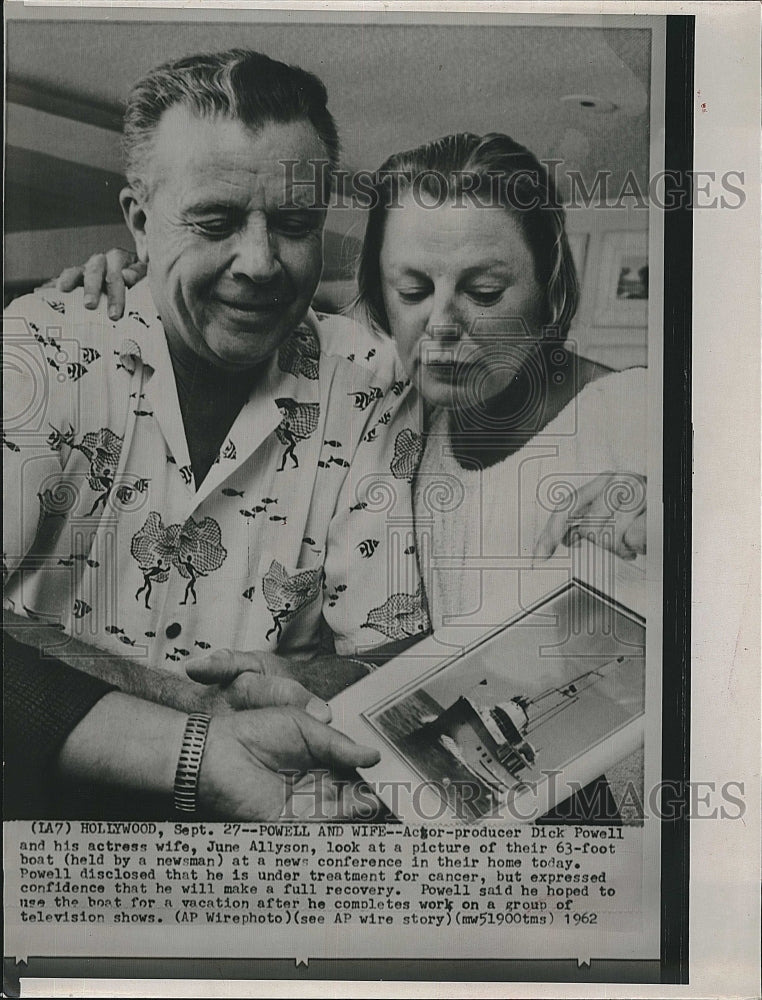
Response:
[173, 712, 212, 814]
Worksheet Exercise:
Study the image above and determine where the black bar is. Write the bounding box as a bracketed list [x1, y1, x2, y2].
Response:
[660, 13, 694, 987]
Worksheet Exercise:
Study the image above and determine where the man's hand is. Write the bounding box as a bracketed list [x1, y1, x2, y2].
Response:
[533, 472, 647, 564]
[186, 648, 332, 722]
[56, 245, 145, 320]
[186, 647, 371, 704]
[199, 706, 381, 820]
[57, 688, 380, 821]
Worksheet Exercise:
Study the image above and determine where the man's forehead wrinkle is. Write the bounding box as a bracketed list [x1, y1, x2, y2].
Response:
[177, 183, 316, 218]
[146, 109, 330, 217]
[181, 157, 317, 206]
[173, 165, 277, 215]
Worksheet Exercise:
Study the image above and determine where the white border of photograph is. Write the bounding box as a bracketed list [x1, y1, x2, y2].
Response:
[594, 230, 648, 328]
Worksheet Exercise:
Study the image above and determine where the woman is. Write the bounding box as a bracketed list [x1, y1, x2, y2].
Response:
[354, 132, 646, 632]
[353, 133, 646, 822]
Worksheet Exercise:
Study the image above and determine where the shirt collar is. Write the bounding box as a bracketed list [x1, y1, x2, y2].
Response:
[114, 279, 168, 373]
[112, 280, 321, 508]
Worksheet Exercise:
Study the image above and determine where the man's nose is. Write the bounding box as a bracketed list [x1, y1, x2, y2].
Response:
[230, 218, 281, 283]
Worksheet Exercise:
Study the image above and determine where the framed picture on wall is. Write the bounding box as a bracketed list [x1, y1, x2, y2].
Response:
[594, 230, 649, 327]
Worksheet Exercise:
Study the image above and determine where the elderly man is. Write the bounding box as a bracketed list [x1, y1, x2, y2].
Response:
[4, 50, 428, 695]
[3, 49, 427, 817]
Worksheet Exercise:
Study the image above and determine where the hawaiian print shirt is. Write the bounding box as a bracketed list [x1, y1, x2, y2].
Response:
[3, 281, 430, 673]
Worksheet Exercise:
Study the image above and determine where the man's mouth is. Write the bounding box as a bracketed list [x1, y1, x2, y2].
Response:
[216, 295, 290, 313]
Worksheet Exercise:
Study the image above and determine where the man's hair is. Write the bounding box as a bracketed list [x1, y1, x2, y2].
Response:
[356, 132, 579, 340]
[123, 48, 339, 195]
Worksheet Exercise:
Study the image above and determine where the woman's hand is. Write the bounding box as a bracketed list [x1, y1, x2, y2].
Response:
[199, 705, 381, 820]
[56, 247, 145, 319]
[533, 472, 647, 563]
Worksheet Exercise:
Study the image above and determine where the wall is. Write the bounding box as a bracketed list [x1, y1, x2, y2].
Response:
[565, 203, 649, 370]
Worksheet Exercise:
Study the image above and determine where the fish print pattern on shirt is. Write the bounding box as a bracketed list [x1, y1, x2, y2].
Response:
[4, 284, 425, 667]
[47, 424, 124, 516]
[390, 428, 424, 482]
[361, 584, 431, 641]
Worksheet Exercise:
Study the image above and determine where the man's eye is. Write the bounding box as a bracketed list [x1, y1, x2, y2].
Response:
[468, 289, 504, 306]
[397, 288, 430, 303]
[271, 214, 320, 237]
[191, 220, 234, 238]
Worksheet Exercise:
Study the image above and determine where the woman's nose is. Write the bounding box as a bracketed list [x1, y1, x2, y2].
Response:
[425, 290, 462, 341]
[230, 217, 281, 283]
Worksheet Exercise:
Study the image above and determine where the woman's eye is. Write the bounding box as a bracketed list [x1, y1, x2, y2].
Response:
[468, 289, 504, 306]
[397, 288, 430, 303]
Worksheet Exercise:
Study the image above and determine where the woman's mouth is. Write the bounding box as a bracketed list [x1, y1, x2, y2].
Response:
[422, 349, 480, 380]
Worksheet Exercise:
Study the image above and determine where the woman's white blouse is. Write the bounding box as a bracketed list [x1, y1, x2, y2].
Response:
[414, 367, 648, 633]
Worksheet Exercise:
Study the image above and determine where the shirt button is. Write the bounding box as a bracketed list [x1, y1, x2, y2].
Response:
[165, 622, 182, 640]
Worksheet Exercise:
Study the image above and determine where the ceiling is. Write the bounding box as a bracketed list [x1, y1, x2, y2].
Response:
[7, 18, 651, 179]
[6, 17, 653, 285]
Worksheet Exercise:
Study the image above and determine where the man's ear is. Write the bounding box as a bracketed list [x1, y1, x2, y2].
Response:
[119, 186, 150, 264]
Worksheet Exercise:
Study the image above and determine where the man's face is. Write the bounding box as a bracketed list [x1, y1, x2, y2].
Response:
[132, 106, 327, 369]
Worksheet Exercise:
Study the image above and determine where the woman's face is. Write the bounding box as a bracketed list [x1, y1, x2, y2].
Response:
[379, 193, 545, 411]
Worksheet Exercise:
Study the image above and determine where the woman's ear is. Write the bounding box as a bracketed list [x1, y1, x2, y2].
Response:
[119, 186, 150, 264]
